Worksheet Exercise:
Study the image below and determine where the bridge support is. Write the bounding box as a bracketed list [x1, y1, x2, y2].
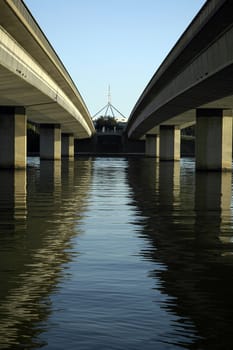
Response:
[145, 134, 159, 157]
[196, 109, 232, 171]
[160, 125, 180, 161]
[40, 124, 61, 160]
[61, 133, 74, 158]
[0, 107, 26, 168]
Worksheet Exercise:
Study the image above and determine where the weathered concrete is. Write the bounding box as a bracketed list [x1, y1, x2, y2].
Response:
[145, 134, 160, 157]
[62, 133, 74, 158]
[40, 124, 61, 160]
[0, 107, 26, 168]
[160, 126, 180, 161]
[196, 109, 232, 171]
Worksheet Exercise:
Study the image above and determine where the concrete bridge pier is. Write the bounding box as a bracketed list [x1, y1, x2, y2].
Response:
[0, 107, 27, 169]
[61, 133, 74, 158]
[40, 124, 61, 160]
[145, 134, 160, 157]
[159, 125, 180, 161]
[196, 109, 232, 171]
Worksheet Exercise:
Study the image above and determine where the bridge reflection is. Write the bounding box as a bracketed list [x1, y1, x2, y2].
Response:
[127, 158, 233, 349]
[0, 158, 92, 348]
[0, 170, 27, 231]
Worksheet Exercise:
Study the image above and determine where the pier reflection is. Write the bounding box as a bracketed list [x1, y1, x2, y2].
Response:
[127, 158, 233, 349]
[159, 161, 180, 208]
[0, 170, 27, 231]
[40, 160, 61, 193]
[195, 171, 232, 246]
[195, 171, 232, 211]
[0, 158, 92, 349]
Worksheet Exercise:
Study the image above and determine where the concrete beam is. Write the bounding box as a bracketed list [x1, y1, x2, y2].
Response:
[196, 109, 232, 171]
[160, 125, 180, 161]
[61, 133, 74, 158]
[126, 1, 233, 140]
[40, 124, 61, 160]
[0, 106, 26, 169]
[145, 134, 160, 157]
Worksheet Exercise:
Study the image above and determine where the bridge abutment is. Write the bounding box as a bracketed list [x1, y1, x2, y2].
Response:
[61, 133, 74, 158]
[145, 134, 160, 157]
[159, 125, 180, 161]
[196, 109, 232, 171]
[40, 124, 61, 160]
[0, 107, 27, 169]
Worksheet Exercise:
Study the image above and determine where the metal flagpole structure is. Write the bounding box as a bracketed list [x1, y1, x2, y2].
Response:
[92, 86, 127, 120]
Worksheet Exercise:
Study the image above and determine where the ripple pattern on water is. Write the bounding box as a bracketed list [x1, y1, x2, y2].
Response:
[0, 157, 233, 349]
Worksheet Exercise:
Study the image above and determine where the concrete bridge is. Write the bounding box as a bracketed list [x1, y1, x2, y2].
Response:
[126, 0, 233, 171]
[0, 0, 95, 168]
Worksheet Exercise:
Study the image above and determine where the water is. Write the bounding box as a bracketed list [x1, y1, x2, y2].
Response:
[0, 157, 233, 350]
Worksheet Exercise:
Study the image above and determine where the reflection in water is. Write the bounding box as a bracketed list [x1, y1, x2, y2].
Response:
[195, 171, 233, 245]
[0, 157, 233, 349]
[0, 158, 92, 349]
[128, 158, 233, 350]
[0, 170, 27, 231]
[195, 171, 232, 211]
[159, 161, 180, 208]
[40, 160, 61, 190]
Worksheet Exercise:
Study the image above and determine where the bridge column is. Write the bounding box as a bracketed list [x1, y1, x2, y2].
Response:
[160, 125, 180, 161]
[61, 133, 74, 158]
[196, 109, 232, 171]
[0, 106, 26, 168]
[40, 124, 61, 160]
[145, 134, 160, 157]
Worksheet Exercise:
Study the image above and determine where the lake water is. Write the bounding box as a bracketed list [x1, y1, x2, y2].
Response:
[0, 157, 233, 350]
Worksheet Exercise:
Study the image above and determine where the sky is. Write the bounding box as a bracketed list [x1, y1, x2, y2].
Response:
[24, 0, 206, 119]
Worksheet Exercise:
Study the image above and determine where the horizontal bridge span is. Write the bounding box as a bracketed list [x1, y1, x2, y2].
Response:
[0, 0, 95, 139]
[126, 0, 233, 139]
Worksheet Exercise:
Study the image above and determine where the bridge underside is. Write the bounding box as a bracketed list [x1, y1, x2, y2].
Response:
[129, 63, 233, 140]
[0, 0, 95, 169]
[0, 65, 89, 138]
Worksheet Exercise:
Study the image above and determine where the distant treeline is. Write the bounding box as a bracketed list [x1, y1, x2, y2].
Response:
[94, 116, 125, 132]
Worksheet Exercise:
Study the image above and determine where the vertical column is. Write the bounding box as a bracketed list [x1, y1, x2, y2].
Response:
[61, 133, 74, 158]
[0, 106, 26, 169]
[145, 134, 160, 157]
[196, 109, 232, 171]
[160, 125, 180, 161]
[40, 124, 61, 160]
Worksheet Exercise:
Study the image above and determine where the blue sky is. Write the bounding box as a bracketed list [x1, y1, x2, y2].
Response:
[24, 0, 206, 118]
